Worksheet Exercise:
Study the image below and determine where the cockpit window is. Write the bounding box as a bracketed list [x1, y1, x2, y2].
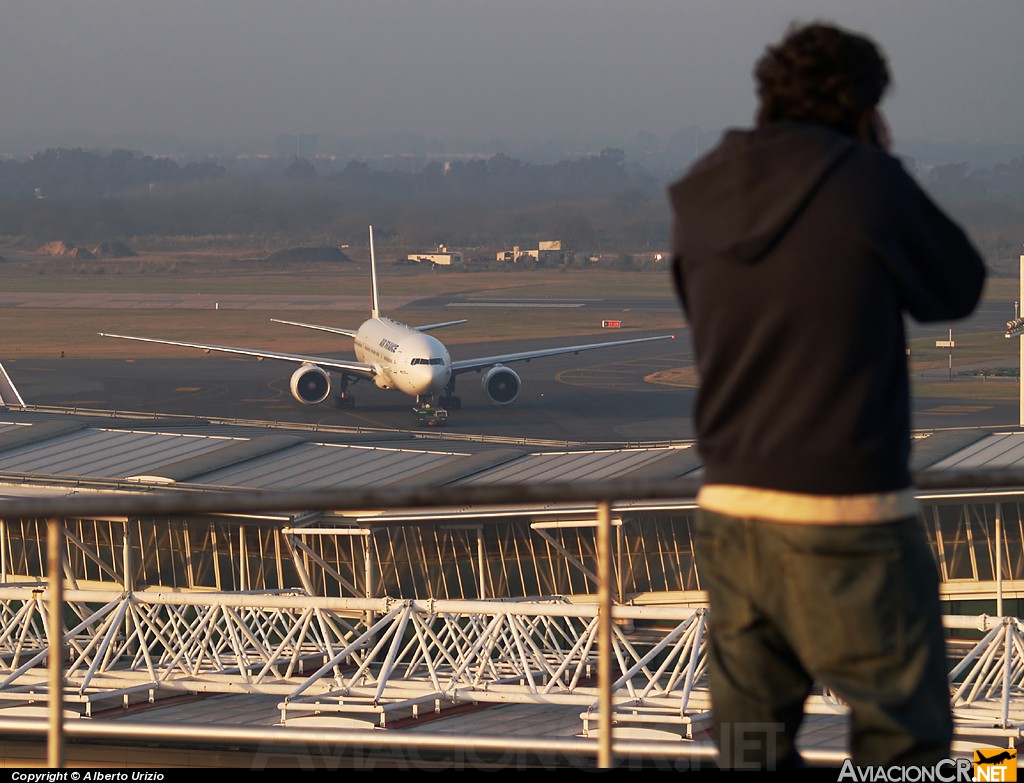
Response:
[411, 358, 445, 365]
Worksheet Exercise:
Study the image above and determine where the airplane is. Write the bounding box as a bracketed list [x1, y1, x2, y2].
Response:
[975, 749, 1016, 765]
[100, 227, 675, 426]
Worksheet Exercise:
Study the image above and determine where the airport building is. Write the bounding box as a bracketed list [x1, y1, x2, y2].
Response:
[497, 240, 566, 265]
[406, 248, 465, 267]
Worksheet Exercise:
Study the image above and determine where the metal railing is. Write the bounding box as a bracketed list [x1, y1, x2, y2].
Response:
[3, 468, 1024, 769]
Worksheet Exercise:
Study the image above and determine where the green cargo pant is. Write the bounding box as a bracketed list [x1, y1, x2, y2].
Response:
[694, 509, 953, 769]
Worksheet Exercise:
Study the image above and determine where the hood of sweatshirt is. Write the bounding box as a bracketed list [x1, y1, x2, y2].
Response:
[669, 122, 856, 264]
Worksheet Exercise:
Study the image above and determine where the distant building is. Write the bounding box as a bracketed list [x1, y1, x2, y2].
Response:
[496, 246, 535, 263]
[538, 240, 564, 265]
[497, 241, 564, 265]
[275, 134, 318, 161]
[408, 247, 465, 267]
[297, 134, 318, 160]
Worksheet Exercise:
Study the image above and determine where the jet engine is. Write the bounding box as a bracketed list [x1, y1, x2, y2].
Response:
[481, 364, 521, 405]
[289, 364, 331, 404]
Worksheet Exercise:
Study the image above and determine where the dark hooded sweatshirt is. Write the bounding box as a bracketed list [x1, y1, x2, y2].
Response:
[669, 122, 986, 496]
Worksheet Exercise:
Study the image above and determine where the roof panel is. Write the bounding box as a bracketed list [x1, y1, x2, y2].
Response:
[194, 443, 465, 489]
[453, 447, 692, 485]
[0, 409, 1012, 498]
[928, 433, 1024, 470]
[0, 429, 232, 478]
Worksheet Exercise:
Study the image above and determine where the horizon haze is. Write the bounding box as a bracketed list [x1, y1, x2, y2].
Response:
[3, 1, 1022, 170]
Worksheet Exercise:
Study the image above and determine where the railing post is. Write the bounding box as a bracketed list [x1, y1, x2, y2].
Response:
[477, 528, 486, 599]
[240, 526, 248, 591]
[1002, 618, 1012, 728]
[616, 522, 624, 606]
[46, 517, 65, 768]
[210, 521, 222, 591]
[597, 500, 613, 769]
[365, 531, 377, 632]
[122, 521, 133, 592]
[996, 504, 1003, 618]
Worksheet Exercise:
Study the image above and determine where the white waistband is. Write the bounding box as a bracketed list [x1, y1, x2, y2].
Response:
[697, 484, 919, 524]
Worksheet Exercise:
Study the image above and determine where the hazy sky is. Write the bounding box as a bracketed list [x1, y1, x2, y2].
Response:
[2, 0, 1022, 155]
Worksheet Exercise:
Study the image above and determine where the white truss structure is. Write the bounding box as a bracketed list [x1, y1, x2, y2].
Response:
[950, 615, 1024, 745]
[0, 588, 713, 730]
[0, 585, 1018, 746]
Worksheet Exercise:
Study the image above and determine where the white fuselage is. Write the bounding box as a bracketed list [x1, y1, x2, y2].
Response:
[353, 316, 451, 396]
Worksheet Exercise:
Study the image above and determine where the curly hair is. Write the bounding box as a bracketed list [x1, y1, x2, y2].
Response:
[754, 23, 891, 135]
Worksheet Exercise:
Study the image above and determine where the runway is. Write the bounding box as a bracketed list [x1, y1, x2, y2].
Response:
[5, 331, 1020, 445]
[1, 284, 1019, 442]
[5, 336, 698, 443]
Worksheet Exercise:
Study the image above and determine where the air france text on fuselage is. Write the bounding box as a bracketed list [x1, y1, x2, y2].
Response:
[379, 338, 400, 353]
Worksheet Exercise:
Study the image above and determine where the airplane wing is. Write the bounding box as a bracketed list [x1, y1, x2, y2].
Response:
[271, 317, 466, 335]
[98, 332, 377, 378]
[414, 319, 467, 332]
[270, 318, 357, 337]
[450, 334, 675, 375]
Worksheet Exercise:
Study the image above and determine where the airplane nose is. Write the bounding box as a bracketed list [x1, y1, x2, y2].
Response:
[406, 363, 447, 395]
[430, 363, 449, 392]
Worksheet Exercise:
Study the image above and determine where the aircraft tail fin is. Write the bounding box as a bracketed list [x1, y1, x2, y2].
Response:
[369, 225, 381, 320]
[0, 361, 25, 407]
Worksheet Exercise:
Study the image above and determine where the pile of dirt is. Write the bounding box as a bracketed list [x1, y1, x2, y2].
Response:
[92, 241, 137, 258]
[264, 246, 352, 264]
[37, 241, 77, 256]
[37, 241, 97, 259]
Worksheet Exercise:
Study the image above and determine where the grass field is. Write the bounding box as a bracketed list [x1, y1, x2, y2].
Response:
[0, 252, 684, 360]
[909, 275, 1020, 401]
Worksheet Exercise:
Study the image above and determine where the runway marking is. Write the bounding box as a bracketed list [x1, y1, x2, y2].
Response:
[922, 405, 992, 414]
[632, 360, 681, 368]
[448, 303, 585, 308]
[466, 298, 602, 302]
[550, 349, 695, 393]
[568, 368, 636, 377]
[175, 387, 202, 392]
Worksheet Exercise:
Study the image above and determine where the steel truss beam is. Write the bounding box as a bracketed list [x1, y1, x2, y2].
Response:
[0, 587, 1017, 743]
[0, 588, 716, 725]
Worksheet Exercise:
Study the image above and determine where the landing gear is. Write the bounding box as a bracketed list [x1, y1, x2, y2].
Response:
[439, 380, 461, 410]
[335, 375, 355, 409]
[438, 394, 461, 410]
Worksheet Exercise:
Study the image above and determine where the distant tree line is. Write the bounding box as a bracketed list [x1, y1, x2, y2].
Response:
[914, 158, 1024, 275]
[0, 148, 227, 200]
[0, 146, 1021, 271]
